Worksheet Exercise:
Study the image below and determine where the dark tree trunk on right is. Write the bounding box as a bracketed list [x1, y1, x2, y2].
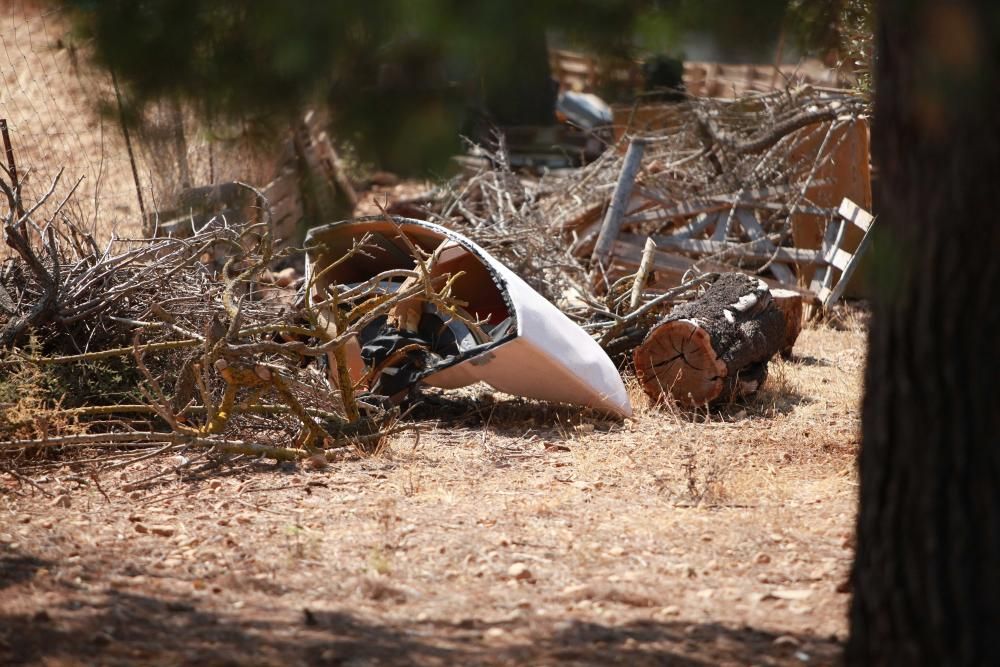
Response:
[848, 1, 1000, 664]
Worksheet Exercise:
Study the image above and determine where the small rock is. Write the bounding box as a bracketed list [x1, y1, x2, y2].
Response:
[660, 605, 680, 616]
[769, 588, 813, 601]
[608, 546, 626, 557]
[774, 635, 800, 648]
[305, 454, 329, 470]
[135, 524, 175, 537]
[483, 627, 506, 640]
[507, 563, 532, 581]
[755, 552, 771, 564]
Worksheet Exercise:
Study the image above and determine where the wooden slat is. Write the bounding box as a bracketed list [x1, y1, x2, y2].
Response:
[807, 198, 877, 307]
[668, 212, 717, 240]
[711, 211, 732, 241]
[823, 214, 876, 307]
[838, 197, 875, 232]
[611, 238, 816, 299]
[827, 247, 854, 271]
[624, 180, 834, 226]
[735, 209, 797, 285]
[620, 232, 822, 264]
[623, 199, 725, 225]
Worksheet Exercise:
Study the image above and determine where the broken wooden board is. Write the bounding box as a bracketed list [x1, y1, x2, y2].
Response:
[610, 237, 815, 299]
[809, 197, 876, 308]
[618, 232, 822, 265]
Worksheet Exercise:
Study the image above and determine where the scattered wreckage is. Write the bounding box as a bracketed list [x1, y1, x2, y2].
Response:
[0, 76, 877, 483]
[305, 216, 632, 417]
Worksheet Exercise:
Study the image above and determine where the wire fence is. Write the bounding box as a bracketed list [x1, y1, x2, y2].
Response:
[0, 1, 277, 243]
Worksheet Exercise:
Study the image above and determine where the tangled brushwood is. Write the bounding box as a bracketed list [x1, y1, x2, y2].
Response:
[0, 172, 473, 475]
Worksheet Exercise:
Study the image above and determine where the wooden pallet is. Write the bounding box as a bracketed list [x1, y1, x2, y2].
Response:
[587, 146, 875, 305]
[809, 197, 876, 307]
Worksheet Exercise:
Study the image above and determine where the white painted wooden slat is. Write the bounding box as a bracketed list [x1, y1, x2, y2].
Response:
[838, 197, 874, 232]
[827, 247, 854, 271]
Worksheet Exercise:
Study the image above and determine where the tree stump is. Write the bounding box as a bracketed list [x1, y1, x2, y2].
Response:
[633, 273, 786, 406]
[770, 288, 804, 357]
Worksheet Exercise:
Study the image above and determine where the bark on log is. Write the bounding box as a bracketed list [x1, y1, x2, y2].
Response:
[770, 288, 803, 358]
[633, 273, 786, 406]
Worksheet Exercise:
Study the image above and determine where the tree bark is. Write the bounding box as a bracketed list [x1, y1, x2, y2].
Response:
[848, 1, 1000, 664]
[770, 288, 803, 358]
[633, 273, 785, 405]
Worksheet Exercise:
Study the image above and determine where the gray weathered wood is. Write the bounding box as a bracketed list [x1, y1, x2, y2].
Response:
[668, 212, 718, 240]
[611, 238, 815, 298]
[711, 211, 732, 241]
[819, 197, 877, 306]
[629, 237, 658, 309]
[623, 179, 834, 226]
[591, 138, 647, 268]
[619, 233, 822, 264]
[735, 209, 797, 284]
[810, 217, 848, 297]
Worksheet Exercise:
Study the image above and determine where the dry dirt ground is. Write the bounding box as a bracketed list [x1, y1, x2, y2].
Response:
[0, 316, 865, 667]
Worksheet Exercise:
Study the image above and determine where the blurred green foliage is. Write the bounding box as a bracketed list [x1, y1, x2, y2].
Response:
[61, 0, 855, 174]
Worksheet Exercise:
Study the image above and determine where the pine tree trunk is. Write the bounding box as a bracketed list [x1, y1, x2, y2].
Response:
[848, 1, 1000, 664]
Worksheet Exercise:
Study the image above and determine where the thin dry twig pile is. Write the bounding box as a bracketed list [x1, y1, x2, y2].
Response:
[0, 171, 478, 481]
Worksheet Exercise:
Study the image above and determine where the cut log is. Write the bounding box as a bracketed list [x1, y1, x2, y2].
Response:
[770, 288, 804, 357]
[633, 273, 786, 406]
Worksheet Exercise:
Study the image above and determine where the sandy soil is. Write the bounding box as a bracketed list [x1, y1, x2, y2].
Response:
[0, 319, 865, 666]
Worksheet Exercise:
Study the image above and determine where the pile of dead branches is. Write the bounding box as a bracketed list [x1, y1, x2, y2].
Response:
[550, 86, 865, 271]
[383, 140, 590, 307]
[0, 172, 483, 480]
[377, 88, 866, 349]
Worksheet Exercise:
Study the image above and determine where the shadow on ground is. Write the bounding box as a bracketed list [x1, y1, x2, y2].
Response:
[1, 597, 840, 666]
[0, 545, 840, 666]
[406, 389, 622, 439]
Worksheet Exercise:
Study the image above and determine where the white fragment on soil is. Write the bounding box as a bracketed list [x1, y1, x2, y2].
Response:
[768, 588, 814, 601]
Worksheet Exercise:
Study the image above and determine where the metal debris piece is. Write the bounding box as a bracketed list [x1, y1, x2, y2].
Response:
[306, 216, 632, 417]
